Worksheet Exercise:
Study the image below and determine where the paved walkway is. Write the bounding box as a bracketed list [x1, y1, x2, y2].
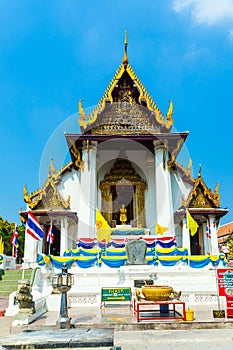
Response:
[1, 296, 233, 338]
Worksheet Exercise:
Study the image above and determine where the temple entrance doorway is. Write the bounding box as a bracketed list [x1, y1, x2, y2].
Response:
[190, 227, 202, 255]
[99, 158, 147, 228]
[111, 183, 135, 225]
[43, 225, 61, 256]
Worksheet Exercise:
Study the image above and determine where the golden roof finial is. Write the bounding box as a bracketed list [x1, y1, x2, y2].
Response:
[49, 159, 56, 176]
[122, 29, 128, 67]
[23, 184, 31, 204]
[215, 182, 219, 194]
[214, 182, 220, 207]
[198, 164, 202, 177]
[166, 100, 173, 124]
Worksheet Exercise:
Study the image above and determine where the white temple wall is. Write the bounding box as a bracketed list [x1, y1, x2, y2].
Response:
[170, 172, 193, 212]
[57, 169, 80, 215]
[68, 220, 78, 249]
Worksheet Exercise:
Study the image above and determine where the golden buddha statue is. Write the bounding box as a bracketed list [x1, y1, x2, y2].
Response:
[120, 204, 127, 225]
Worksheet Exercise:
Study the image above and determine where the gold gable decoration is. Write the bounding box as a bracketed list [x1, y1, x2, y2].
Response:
[183, 173, 220, 209]
[78, 37, 173, 134]
[24, 162, 72, 210]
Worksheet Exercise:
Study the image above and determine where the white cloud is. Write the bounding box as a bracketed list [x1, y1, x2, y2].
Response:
[173, 0, 233, 26]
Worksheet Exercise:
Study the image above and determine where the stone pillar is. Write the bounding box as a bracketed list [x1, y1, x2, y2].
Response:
[154, 141, 174, 236]
[182, 217, 191, 255]
[77, 140, 98, 238]
[60, 218, 69, 255]
[209, 215, 219, 255]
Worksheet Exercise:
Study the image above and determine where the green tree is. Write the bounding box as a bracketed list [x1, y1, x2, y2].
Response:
[0, 216, 25, 263]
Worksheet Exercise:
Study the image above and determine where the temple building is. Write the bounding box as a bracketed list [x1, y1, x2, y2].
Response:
[21, 36, 228, 267]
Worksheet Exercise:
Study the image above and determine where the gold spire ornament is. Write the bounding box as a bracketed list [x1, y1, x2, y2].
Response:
[214, 182, 220, 207]
[49, 159, 56, 176]
[198, 164, 202, 177]
[78, 99, 87, 129]
[122, 29, 128, 66]
[166, 100, 173, 124]
[23, 184, 31, 204]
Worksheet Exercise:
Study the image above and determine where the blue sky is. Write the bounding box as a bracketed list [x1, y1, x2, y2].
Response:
[1, 0, 233, 226]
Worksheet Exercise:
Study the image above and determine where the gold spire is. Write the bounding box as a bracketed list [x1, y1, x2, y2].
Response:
[122, 29, 128, 66]
[49, 159, 56, 176]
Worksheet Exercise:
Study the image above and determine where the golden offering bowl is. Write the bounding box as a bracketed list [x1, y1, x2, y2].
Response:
[140, 285, 173, 301]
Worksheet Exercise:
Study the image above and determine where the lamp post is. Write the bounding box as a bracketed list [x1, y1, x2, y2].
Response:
[52, 263, 74, 329]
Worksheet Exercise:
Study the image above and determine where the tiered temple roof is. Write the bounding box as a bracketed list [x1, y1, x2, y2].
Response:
[78, 33, 173, 135]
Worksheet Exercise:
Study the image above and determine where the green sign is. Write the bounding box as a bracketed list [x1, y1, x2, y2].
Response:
[101, 287, 131, 303]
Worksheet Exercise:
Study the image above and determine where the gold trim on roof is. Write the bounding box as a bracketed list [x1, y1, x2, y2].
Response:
[24, 162, 73, 210]
[70, 143, 84, 171]
[167, 138, 184, 171]
[183, 173, 220, 208]
[78, 63, 173, 132]
[175, 162, 195, 183]
[214, 182, 220, 207]
[186, 158, 192, 177]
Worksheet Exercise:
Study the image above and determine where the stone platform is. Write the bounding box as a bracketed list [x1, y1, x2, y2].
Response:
[0, 328, 116, 349]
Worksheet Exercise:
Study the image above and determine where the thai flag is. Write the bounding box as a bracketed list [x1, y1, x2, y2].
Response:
[206, 220, 211, 239]
[10, 225, 18, 247]
[27, 211, 45, 241]
[47, 225, 54, 244]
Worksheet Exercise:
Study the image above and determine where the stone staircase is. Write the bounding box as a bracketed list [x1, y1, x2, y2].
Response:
[0, 268, 33, 296]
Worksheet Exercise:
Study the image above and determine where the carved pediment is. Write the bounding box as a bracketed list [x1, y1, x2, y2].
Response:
[78, 40, 173, 134]
[184, 173, 220, 209]
[24, 163, 71, 210]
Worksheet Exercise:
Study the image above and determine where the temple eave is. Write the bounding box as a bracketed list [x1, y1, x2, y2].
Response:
[175, 207, 228, 224]
[20, 210, 78, 220]
[65, 131, 189, 154]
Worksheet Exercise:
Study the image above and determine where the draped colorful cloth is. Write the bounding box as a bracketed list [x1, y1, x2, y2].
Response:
[76, 236, 177, 249]
[37, 250, 227, 269]
[36, 236, 227, 269]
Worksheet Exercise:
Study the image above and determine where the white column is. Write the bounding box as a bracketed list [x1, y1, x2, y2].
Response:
[78, 140, 97, 238]
[182, 217, 191, 254]
[60, 218, 69, 255]
[145, 153, 155, 234]
[209, 215, 219, 255]
[154, 141, 174, 236]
